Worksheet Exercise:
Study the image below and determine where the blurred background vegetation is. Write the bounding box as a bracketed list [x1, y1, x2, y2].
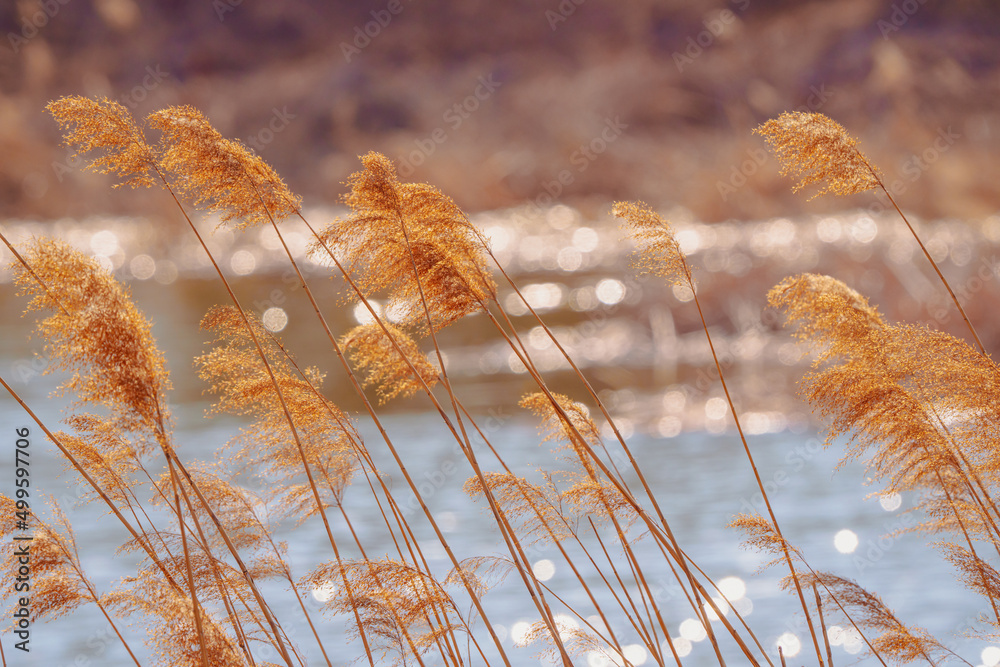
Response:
[3, 0, 1000, 421]
[2, 0, 998, 223]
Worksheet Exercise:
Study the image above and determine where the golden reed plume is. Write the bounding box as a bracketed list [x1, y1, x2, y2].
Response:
[754, 111, 881, 199]
[11, 94, 999, 666]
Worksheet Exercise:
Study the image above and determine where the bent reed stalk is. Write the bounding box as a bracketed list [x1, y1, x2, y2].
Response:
[0, 98, 995, 666]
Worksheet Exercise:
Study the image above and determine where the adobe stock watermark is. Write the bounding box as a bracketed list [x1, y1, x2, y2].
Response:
[924, 253, 1000, 328]
[118, 65, 170, 109]
[246, 107, 296, 152]
[671, 0, 750, 73]
[400, 405, 512, 519]
[718, 83, 833, 202]
[850, 512, 918, 573]
[546, 0, 585, 31]
[396, 74, 502, 177]
[6, 0, 72, 54]
[877, 0, 929, 39]
[340, 0, 413, 63]
[736, 436, 824, 516]
[514, 116, 629, 223]
[214, 0, 243, 21]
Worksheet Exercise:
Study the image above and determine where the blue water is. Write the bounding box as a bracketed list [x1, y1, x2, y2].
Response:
[0, 395, 987, 666]
[2, 208, 997, 665]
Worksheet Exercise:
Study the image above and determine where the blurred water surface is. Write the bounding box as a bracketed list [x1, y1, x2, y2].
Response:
[2, 206, 999, 664]
[1, 403, 987, 666]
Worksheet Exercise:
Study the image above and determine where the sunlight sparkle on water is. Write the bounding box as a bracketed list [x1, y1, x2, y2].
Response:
[557, 247, 583, 271]
[705, 397, 728, 420]
[90, 229, 119, 255]
[569, 286, 598, 311]
[522, 282, 565, 311]
[849, 216, 878, 244]
[231, 249, 256, 275]
[511, 620, 532, 645]
[595, 278, 626, 305]
[311, 582, 336, 602]
[532, 559, 555, 581]
[718, 576, 746, 600]
[672, 284, 694, 302]
[665, 637, 692, 658]
[879, 491, 902, 511]
[353, 300, 382, 325]
[622, 645, 648, 665]
[484, 225, 510, 251]
[657, 415, 682, 438]
[679, 618, 707, 642]
[834, 529, 859, 553]
[703, 596, 730, 621]
[154, 260, 178, 284]
[587, 652, 610, 667]
[827, 625, 864, 653]
[262, 307, 288, 332]
[776, 632, 801, 657]
[130, 254, 156, 280]
[572, 226, 599, 252]
[816, 217, 842, 243]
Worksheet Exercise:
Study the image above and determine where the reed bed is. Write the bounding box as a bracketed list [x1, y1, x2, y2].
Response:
[0, 100, 996, 666]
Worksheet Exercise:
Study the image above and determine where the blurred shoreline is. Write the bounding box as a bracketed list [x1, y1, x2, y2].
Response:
[3, 1, 999, 224]
[4, 204, 998, 434]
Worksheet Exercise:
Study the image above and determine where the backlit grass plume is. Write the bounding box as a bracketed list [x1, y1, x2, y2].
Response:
[613, 200, 691, 286]
[314, 151, 496, 332]
[758, 110, 987, 354]
[12, 238, 170, 440]
[46, 96, 157, 189]
[302, 558, 464, 666]
[340, 321, 440, 403]
[754, 111, 881, 198]
[772, 273, 1000, 626]
[795, 572, 950, 665]
[21, 94, 1000, 666]
[197, 306, 362, 520]
[104, 570, 251, 667]
[464, 473, 572, 546]
[149, 106, 301, 229]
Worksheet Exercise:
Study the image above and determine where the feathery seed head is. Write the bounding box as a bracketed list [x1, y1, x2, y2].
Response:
[341, 322, 439, 403]
[614, 200, 692, 287]
[47, 96, 157, 189]
[13, 238, 170, 437]
[316, 152, 495, 332]
[769, 273, 885, 356]
[755, 111, 882, 199]
[149, 106, 300, 229]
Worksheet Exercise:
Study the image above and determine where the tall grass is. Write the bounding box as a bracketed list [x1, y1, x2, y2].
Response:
[0, 100, 996, 666]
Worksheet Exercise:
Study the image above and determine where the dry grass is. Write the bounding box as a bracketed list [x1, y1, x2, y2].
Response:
[0, 98, 997, 665]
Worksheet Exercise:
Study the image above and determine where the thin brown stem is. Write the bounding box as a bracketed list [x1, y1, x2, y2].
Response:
[873, 176, 985, 356]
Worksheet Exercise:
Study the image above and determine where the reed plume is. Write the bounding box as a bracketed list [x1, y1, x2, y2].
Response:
[197, 306, 365, 521]
[12, 238, 171, 441]
[757, 110, 986, 354]
[46, 96, 157, 189]
[340, 322, 440, 403]
[771, 273, 1000, 627]
[313, 151, 496, 333]
[25, 94, 1000, 666]
[795, 572, 949, 665]
[303, 558, 464, 666]
[149, 105, 301, 229]
[618, 200, 826, 664]
[754, 111, 881, 198]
